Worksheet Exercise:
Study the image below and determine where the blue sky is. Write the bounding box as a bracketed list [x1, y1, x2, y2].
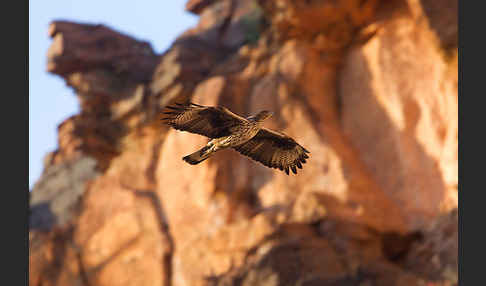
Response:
[29, 1, 198, 188]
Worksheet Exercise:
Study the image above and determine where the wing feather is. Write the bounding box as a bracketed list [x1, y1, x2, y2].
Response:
[233, 128, 310, 175]
[161, 102, 246, 138]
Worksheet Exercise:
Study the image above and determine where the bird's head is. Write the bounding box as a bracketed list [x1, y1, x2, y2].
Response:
[253, 110, 273, 122]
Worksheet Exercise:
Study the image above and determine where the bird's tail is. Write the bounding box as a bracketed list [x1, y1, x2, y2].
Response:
[182, 145, 213, 165]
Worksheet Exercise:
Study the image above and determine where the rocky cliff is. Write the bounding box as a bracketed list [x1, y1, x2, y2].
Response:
[29, 0, 458, 285]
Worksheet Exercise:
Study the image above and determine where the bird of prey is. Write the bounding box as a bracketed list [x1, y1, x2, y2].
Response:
[161, 102, 310, 175]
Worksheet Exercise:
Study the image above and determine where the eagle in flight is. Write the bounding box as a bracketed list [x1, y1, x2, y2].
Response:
[161, 102, 310, 175]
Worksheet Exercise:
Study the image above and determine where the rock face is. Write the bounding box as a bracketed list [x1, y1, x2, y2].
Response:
[30, 1, 457, 286]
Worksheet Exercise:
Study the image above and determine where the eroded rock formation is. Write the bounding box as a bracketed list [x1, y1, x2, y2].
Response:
[30, 0, 458, 285]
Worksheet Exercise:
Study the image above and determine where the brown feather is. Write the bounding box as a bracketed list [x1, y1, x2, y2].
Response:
[233, 128, 309, 175]
[161, 103, 246, 138]
[164, 103, 310, 174]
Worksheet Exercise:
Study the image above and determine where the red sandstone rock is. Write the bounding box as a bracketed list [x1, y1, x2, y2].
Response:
[185, 0, 216, 15]
[30, 1, 458, 285]
[339, 9, 458, 230]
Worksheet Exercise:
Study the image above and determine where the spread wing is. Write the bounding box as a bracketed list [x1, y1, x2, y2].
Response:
[161, 102, 246, 138]
[233, 128, 310, 175]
